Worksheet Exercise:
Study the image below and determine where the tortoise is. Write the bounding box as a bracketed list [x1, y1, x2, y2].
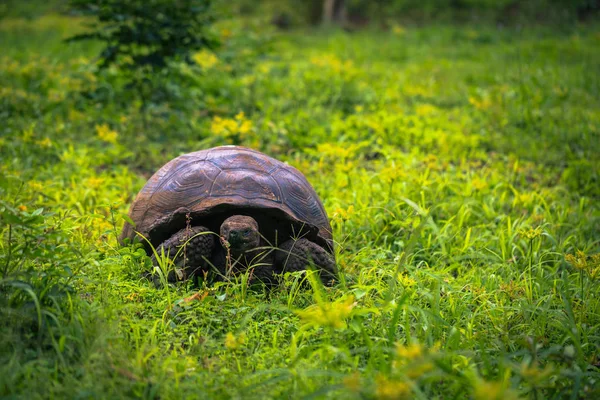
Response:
[120, 145, 337, 285]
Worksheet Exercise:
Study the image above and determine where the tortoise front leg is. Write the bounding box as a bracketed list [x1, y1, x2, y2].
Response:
[274, 239, 337, 285]
[150, 225, 215, 284]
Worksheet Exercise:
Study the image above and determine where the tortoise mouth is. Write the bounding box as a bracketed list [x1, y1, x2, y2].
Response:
[226, 241, 256, 256]
[225, 236, 255, 250]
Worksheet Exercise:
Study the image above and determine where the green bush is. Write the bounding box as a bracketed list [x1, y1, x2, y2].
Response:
[67, 0, 219, 112]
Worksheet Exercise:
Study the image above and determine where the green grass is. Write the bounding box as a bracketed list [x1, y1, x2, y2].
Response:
[1, 14, 599, 399]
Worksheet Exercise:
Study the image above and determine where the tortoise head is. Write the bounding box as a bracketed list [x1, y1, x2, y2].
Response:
[220, 215, 261, 257]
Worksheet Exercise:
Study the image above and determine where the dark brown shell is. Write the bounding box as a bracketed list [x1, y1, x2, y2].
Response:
[120, 146, 334, 253]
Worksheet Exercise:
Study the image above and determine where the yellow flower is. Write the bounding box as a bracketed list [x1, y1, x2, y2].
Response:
[125, 292, 140, 302]
[69, 108, 85, 121]
[374, 375, 411, 400]
[334, 205, 355, 221]
[296, 296, 355, 330]
[316, 143, 348, 158]
[192, 50, 219, 70]
[415, 103, 437, 116]
[396, 342, 423, 361]
[22, 125, 34, 142]
[391, 24, 406, 36]
[210, 112, 253, 143]
[519, 362, 554, 386]
[240, 75, 256, 86]
[514, 192, 535, 207]
[566, 251, 600, 278]
[469, 96, 492, 110]
[565, 250, 587, 271]
[519, 227, 543, 240]
[257, 63, 271, 74]
[379, 164, 406, 184]
[96, 124, 118, 144]
[472, 380, 517, 400]
[472, 177, 488, 191]
[224, 332, 246, 350]
[36, 137, 52, 148]
[309, 54, 355, 76]
[86, 177, 105, 189]
[405, 361, 434, 379]
[220, 28, 232, 40]
[28, 181, 44, 192]
[396, 273, 416, 289]
[18, 205, 28, 212]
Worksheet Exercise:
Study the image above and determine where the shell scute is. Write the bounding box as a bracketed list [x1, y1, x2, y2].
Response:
[120, 146, 333, 253]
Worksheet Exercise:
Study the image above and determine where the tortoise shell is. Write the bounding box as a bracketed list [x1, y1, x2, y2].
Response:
[120, 146, 334, 253]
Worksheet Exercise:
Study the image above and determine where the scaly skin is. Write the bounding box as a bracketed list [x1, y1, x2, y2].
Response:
[150, 225, 214, 284]
[274, 238, 337, 285]
[219, 215, 274, 286]
[150, 215, 336, 287]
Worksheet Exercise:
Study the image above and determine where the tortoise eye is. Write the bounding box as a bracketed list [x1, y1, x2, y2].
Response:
[243, 229, 251, 235]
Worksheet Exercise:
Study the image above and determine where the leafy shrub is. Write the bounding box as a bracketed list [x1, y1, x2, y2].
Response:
[68, 0, 219, 110]
[0, 196, 85, 379]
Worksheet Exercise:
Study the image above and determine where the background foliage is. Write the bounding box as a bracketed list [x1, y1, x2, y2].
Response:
[1, 1, 599, 398]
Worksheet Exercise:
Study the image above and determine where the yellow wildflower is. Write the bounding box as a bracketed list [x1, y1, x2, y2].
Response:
[472, 380, 517, 400]
[36, 137, 52, 148]
[18, 205, 28, 212]
[240, 75, 256, 86]
[379, 164, 406, 184]
[224, 332, 246, 350]
[28, 181, 44, 192]
[125, 292, 140, 302]
[192, 49, 219, 70]
[415, 103, 437, 116]
[22, 125, 34, 142]
[374, 375, 411, 400]
[296, 296, 355, 330]
[514, 192, 535, 207]
[96, 124, 118, 144]
[334, 205, 355, 221]
[472, 177, 488, 191]
[220, 28, 232, 40]
[469, 95, 492, 110]
[210, 112, 253, 143]
[396, 273, 416, 289]
[403, 84, 429, 97]
[68, 109, 85, 122]
[519, 227, 543, 241]
[257, 63, 271, 75]
[239, 120, 252, 135]
[391, 24, 406, 36]
[316, 142, 345, 157]
[405, 361, 434, 379]
[309, 54, 355, 76]
[519, 362, 554, 386]
[396, 342, 423, 361]
[566, 251, 600, 278]
[86, 177, 105, 189]
[422, 154, 438, 169]
[565, 250, 587, 271]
